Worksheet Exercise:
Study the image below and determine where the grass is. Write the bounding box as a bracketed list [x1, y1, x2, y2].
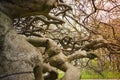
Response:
[81, 69, 120, 79]
[58, 69, 120, 79]
[58, 70, 65, 79]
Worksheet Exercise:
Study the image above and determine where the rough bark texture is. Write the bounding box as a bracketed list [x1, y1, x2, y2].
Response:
[0, 0, 57, 18]
[0, 0, 59, 80]
[28, 38, 81, 80]
[0, 0, 81, 80]
[0, 11, 43, 80]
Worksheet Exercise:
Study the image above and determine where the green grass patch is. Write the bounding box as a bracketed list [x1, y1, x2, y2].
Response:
[81, 69, 120, 79]
[58, 70, 64, 79]
[58, 69, 120, 79]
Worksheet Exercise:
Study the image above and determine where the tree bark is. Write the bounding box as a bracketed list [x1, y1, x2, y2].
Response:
[0, 10, 43, 80]
[0, 0, 60, 80]
[0, 0, 58, 18]
[27, 38, 81, 80]
[0, 0, 81, 80]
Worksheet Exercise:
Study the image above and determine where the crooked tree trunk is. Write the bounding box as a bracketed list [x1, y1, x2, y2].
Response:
[0, 0, 81, 80]
[28, 38, 81, 80]
[0, 0, 57, 18]
[0, 7, 43, 80]
[0, 0, 59, 80]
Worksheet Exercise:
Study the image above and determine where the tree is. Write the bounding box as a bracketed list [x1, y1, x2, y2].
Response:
[0, 0, 80, 80]
[0, 0, 120, 80]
